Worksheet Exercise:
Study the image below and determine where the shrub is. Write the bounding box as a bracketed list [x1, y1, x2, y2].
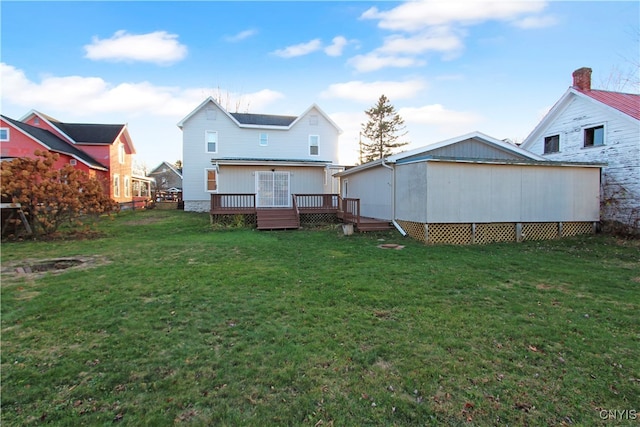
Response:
[1, 150, 119, 238]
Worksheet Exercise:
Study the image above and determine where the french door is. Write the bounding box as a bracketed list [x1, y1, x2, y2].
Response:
[256, 171, 290, 207]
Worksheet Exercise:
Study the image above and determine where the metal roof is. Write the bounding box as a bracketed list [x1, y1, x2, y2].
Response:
[577, 89, 640, 121]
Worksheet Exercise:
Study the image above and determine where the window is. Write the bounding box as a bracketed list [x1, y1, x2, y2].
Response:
[70, 159, 77, 166]
[206, 131, 218, 153]
[544, 135, 559, 154]
[119, 144, 125, 164]
[206, 108, 217, 120]
[259, 132, 268, 146]
[309, 135, 319, 156]
[34, 117, 40, 125]
[584, 125, 604, 147]
[0, 128, 9, 142]
[113, 175, 120, 198]
[124, 176, 130, 197]
[205, 169, 218, 192]
[309, 115, 318, 125]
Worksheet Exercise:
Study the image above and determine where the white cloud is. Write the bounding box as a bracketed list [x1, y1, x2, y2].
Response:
[0, 63, 283, 118]
[400, 104, 482, 127]
[84, 30, 187, 65]
[321, 79, 427, 103]
[361, 0, 547, 31]
[324, 36, 348, 57]
[378, 27, 464, 56]
[348, 53, 425, 73]
[272, 39, 323, 58]
[512, 14, 558, 29]
[225, 29, 258, 42]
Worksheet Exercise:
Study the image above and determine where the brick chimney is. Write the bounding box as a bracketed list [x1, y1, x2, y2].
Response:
[572, 67, 592, 91]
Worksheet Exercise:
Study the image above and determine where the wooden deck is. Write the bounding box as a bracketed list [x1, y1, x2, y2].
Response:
[210, 193, 392, 232]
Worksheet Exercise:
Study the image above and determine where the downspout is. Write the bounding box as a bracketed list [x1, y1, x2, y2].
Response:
[381, 158, 407, 236]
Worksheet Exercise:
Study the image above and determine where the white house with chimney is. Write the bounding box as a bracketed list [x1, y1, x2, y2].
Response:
[521, 67, 640, 229]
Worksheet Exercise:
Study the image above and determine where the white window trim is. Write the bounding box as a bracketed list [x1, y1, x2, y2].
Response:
[583, 123, 606, 148]
[259, 132, 268, 147]
[119, 144, 125, 164]
[205, 168, 218, 193]
[205, 130, 218, 153]
[70, 159, 77, 166]
[124, 175, 130, 198]
[309, 134, 320, 156]
[113, 174, 120, 198]
[0, 127, 9, 142]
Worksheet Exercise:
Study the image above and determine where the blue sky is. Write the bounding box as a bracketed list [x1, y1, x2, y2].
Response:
[2, 1, 638, 169]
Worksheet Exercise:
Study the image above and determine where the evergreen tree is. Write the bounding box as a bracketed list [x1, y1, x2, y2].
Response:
[360, 95, 408, 163]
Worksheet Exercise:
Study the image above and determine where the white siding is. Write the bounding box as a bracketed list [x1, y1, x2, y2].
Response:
[181, 101, 341, 211]
[415, 162, 600, 223]
[341, 166, 393, 220]
[524, 95, 640, 226]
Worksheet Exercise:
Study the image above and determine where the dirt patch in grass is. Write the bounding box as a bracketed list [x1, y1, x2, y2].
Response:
[1, 256, 111, 283]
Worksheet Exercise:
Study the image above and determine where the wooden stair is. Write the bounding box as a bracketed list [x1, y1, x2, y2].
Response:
[256, 208, 300, 230]
[354, 217, 393, 232]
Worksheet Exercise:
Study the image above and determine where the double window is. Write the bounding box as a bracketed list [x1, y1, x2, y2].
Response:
[206, 131, 218, 153]
[584, 125, 604, 148]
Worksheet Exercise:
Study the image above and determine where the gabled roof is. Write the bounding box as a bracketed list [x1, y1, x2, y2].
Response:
[148, 161, 183, 178]
[336, 131, 545, 177]
[177, 97, 343, 133]
[20, 110, 134, 152]
[1, 115, 108, 170]
[389, 131, 544, 162]
[522, 87, 640, 149]
[51, 122, 126, 144]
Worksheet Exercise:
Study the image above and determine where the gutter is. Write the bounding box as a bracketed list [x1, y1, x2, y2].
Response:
[380, 158, 406, 236]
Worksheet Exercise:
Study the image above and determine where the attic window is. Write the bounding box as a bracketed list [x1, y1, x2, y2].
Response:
[119, 144, 125, 164]
[34, 117, 40, 125]
[309, 115, 319, 125]
[70, 159, 77, 166]
[543, 135, 559, 154]
[206, 108, 217, 120]
[584, 125, 604, 148]
[0, 128, 9, 142]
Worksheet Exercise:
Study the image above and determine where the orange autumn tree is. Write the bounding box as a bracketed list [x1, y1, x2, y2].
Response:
[1, 150, 119, 237]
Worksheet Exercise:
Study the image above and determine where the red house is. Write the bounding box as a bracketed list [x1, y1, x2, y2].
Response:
[1, 111, 152, 207]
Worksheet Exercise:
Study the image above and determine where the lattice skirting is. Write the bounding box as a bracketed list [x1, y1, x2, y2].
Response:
[210, 213, 257, 227]
[395, 221, 595, 245]
[396, 220, 427, 243]
[300, 213, 339, 225]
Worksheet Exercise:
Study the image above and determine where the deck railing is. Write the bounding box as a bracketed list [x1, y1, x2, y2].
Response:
[211, 193, 256, 214]
[341, 198, 361, 229]
[293, 194, 340, 211]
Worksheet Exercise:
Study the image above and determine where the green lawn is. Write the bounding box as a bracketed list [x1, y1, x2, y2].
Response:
[1, 210, 638, 426]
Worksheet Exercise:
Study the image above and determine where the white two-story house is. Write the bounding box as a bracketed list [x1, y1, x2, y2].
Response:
[178, 97, 343, 213]
[521, 67, 640, 229]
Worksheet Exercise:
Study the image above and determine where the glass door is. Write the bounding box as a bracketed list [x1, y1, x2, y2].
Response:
[256, 171, 290, 207]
